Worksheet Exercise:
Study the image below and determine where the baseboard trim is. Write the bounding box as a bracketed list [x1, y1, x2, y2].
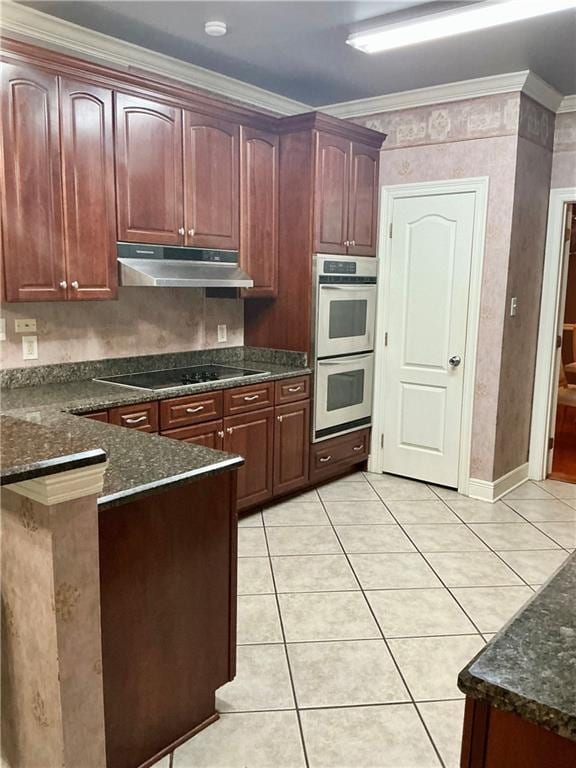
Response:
[468, 463, 529, 503]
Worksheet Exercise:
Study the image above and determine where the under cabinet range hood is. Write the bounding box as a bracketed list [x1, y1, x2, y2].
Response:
[117, 243, 254, 289]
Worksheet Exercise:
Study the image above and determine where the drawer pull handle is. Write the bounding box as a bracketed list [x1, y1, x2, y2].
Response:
[353, 445, 363, 452]
[319, 455, 332, 463]
[226, 427, 233, 434]
[185, 405, 204, 413]
[124, 415, 147, 425]
[287, 386, 302, 393]
[243, 394, 259, 401]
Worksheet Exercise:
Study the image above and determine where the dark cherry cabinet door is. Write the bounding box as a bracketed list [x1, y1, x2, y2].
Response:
[348, 143, 379, 257]
[183, 111, 239, 250]
[1, 63, 66, 301]
[60, 78, 117, 299]
[273, 400, 310, 496]
[223, 408, 274, 510]
[314, 132, 350, 255]
[115, 93, 184, 245]
[162, 419, 225, 450]
[240, 126, 279, 297]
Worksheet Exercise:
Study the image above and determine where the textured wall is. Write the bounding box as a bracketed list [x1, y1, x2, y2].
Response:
[355, 93, 555, 482]
[0, 289, 243, 368]
[551, 112, 576, 189]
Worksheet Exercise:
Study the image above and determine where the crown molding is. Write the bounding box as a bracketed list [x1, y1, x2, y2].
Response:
[558, 95, 576, 114]
[320, 70, 564, 118]
[9, 462, 108, 506]
[0, 0, 309, 116]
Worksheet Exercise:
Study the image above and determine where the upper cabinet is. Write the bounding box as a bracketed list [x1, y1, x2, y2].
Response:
[240, 126, 279, 298]
[183, 112, 239, 250]
[313, 131, 380, 257]
[1, 63, 66, 301]
[0, 61, 117, 301]
[115, 94, 184, 246]
[60, 78, 117, 299]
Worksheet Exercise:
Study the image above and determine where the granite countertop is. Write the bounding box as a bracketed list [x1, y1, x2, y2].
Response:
[458, 551, 576, 741]
[1, 347, 310, 508]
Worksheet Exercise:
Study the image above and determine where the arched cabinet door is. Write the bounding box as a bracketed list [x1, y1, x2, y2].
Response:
[313, 132, 350, 255]
[60, 78, 117, 299]
[1, 63, 66, 301]
[115, 93, 184, 245]
[348, 143, 379, 257]
[183, 111, 240, 250]
[240, 126, 279, 298]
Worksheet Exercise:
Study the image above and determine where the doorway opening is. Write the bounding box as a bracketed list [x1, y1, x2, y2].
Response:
[549, 204, 576, 482]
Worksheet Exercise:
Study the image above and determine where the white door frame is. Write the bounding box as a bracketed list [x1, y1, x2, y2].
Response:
[529, 186, 576, 480]
[369, 177, 489, 495]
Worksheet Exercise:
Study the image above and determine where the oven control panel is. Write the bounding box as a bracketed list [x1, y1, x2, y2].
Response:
[324, 260, 357, 274]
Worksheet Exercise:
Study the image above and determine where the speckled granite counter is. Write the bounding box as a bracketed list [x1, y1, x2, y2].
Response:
[458, 551, 576, 741]
[1, 347, 310, 508]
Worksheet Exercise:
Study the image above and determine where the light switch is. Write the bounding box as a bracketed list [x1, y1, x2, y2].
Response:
[510, 297, 518, 317]
[15, 318, 37, 333]
[217, 324, 227, 343]
[22, 335, 38, 360]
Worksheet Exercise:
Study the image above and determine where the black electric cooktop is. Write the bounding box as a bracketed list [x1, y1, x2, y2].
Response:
[94, 364, 269, 391]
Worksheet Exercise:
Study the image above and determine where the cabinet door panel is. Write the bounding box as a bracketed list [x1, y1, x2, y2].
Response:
[60, 78, 117, 299]
[314, 132, 350, 255]
[240, 127, 279, 297]
[162, 419, 224, 450]
[274, 400, 310, 496]
[224, 408, 274, 510]
[1, 63, 66, 301]
[348, 144, 379, 257]
[115, 93, 183, 245]
[184, 112, 239, 250]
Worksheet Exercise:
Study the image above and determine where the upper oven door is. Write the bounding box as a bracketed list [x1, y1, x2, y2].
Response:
[317, 282, 377, 358]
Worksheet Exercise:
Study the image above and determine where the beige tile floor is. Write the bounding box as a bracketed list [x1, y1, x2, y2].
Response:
[165, 471, 574, 768]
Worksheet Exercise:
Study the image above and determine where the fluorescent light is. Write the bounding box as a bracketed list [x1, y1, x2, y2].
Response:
[347, 0, 576, 54]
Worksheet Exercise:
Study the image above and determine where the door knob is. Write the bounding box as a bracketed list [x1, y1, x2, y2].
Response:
[448, 355, 462, 368]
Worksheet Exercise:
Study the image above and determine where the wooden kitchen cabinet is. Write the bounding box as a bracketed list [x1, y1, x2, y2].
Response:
[162, 419, 225, 450]
[115, 92, 184, 246]
[314, 132, 350, 255]
[1, 62, 66, 301]
[274, 400, 310, 496]
[240, 126, 279, 297]
[347, 143, 379, 256]
[224, 408, 274, 510]
[60, 78, 117, 299]
[183, 111, 239, 250]
[109, 401, 159, 433]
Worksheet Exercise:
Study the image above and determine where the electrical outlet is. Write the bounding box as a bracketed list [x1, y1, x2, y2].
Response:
[22, 335, 38, 360]
[510, 297, 518, 317]
[217, 324, 227, 343]
[0, 318, 5, 341]
[15, 318, 37, 333]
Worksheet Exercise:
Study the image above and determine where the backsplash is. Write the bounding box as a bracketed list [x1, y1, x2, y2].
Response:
[0, 288, 243, 369]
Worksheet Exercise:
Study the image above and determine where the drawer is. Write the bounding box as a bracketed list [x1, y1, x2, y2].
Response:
[84, 410, 109, 423]
[310, 428, 370, 481]
[109, 401, 159, 433]
[275, 375, 310, 404]
[161, 419, 224, 450]
[223, 381, 274, 415]
[160, 391, 223, 430]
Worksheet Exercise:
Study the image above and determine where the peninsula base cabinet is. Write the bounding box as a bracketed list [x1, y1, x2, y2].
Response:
[461, 698, 576, 768]
[224, 408, 275, 510]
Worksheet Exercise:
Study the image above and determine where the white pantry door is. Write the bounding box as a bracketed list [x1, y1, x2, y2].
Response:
[382, 191, 476, 487]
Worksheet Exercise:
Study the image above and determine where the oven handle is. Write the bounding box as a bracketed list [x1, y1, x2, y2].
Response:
[320, 285, 376, 290]
[318, 354, 373, 365]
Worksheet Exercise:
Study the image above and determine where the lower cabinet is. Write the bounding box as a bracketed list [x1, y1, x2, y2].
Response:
[162, 419, 224, 450]
[223, 408, 275, 510]
[274, 400, 310, 496]
[310, 427, 370, 483]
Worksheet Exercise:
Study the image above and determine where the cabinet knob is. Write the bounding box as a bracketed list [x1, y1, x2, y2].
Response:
[350, 240, 356, 247]
[188, 228, 195, 237]
[344, 240, 350, 246]
[59, 280, 67, 289]
[277, 415, 283, 423]
[178, 227, 185, 235]
[217, 430, 224, 439]
[226, 427, 233, 434]
[70, 280, 79, 290]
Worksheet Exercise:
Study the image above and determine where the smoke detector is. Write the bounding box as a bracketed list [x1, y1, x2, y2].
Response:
[205, 21, 227, 37]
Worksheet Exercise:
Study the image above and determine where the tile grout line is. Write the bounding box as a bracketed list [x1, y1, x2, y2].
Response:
[313, 484, 449, 768]
[261, 514, 311, 768]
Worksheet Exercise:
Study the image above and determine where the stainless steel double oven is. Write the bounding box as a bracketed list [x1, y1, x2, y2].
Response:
[312, 254, 378, 442]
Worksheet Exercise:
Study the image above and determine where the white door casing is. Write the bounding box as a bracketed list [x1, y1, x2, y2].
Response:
[370, 178, 488, 494]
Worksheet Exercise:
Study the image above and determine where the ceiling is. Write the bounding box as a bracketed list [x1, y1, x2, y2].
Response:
[23, 1, 576, 105]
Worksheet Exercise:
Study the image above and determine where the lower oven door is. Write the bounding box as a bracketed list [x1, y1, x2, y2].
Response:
[314, 353, 374, 441]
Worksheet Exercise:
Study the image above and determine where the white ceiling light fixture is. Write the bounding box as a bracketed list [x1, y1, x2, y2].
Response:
[347, 0, 576, 54]
[205, 20, 227, 37]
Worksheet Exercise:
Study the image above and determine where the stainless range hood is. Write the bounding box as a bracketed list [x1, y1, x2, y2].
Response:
[117, 243, 254, 289]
